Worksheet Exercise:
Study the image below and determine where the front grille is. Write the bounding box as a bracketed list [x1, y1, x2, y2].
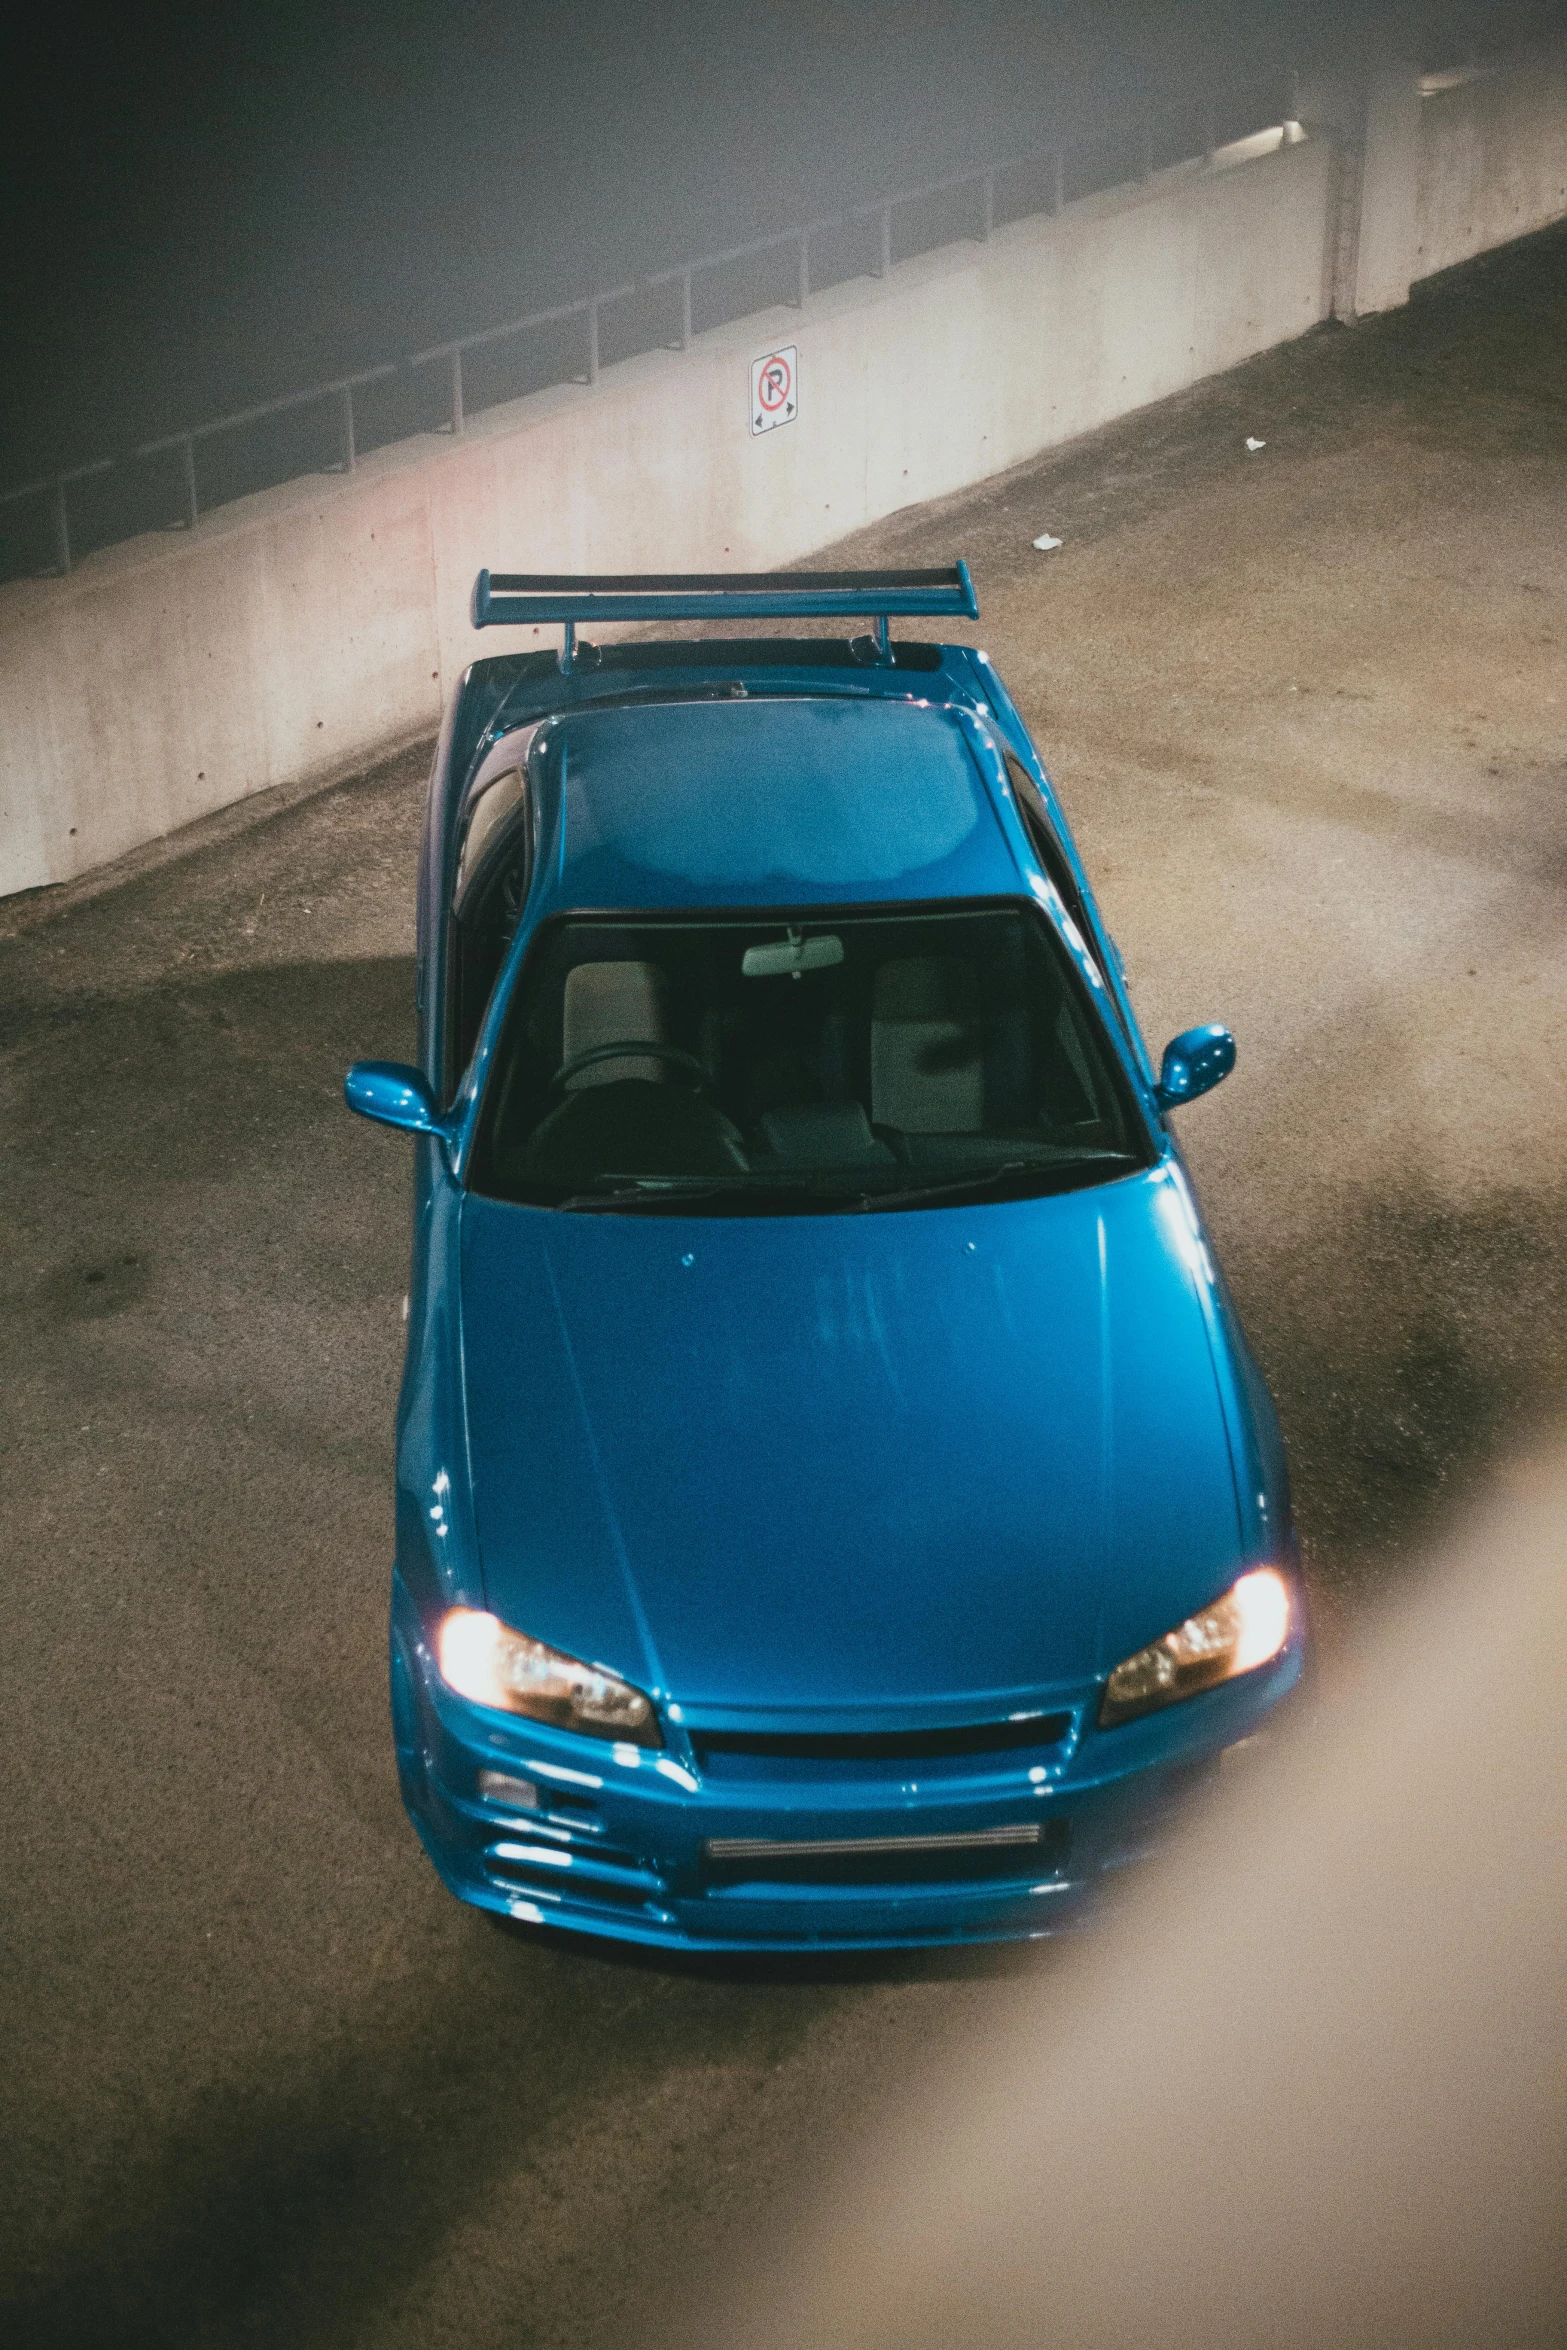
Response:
[703, 1818, 1071, 1888]
[692, 1715, 1072, 1768]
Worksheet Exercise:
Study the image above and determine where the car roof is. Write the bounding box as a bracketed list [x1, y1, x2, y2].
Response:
[424, 634, 1158, 1118]
[437, 639, 1007, 894]
[515, 687, 1023, 916]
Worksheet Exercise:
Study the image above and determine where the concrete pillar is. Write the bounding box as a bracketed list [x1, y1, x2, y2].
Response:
[1298, 57, 1421, 324]
[1353, 62, 1422, 314]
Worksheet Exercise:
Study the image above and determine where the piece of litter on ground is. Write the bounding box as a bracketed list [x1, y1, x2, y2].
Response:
[1032, 532, 1063, 551]
[1245, 436, 1266, 452]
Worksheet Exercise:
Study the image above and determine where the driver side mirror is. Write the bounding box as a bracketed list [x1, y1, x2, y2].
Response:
[1155, 1024, 1235, 1112]
[344, 1061, 445, 1135]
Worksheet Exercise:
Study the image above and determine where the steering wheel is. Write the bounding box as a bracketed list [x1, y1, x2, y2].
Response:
[550, 1040, 710, 1093]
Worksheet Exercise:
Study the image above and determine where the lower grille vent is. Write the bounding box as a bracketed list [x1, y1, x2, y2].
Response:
[703, 1818, 1070, 1888]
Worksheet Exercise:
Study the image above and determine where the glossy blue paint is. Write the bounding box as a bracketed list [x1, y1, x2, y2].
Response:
[541, 696, 1016, 913]
[344, 1059, 445, 1135]
[354, 589, 1303, 1952]
[459, 1168, 1241, 1716]
[1156, 1022, 1237, 1110]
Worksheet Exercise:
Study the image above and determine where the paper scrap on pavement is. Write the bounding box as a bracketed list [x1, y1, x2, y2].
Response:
[1245, 436, 1266, 452]
[1032, 532, 1063, 550]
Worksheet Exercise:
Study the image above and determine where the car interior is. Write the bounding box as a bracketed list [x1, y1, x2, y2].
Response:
[467, 907, 1145, 1207]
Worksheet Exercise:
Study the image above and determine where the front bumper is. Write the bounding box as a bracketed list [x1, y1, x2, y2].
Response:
[391, 1583, 1305, 1953]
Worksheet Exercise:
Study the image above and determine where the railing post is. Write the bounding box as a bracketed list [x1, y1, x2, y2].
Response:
[586, 303, 600, 385]
[52, 478, 71, 576]
[1051, 149, 1066, 213]
[679, 269, 693, 350]
[797, 230, 810, 307]
[980, 171, 995, 240]
[181, 436, 199, 528]
[450, 348, 465, 435]
[877, 204, 892, 275]
[340, 384, 356, 471]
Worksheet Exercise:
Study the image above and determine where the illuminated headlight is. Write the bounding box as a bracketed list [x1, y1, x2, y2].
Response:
[437, 1608, 662, 1747]
[1099, 1568, 1291, 1727]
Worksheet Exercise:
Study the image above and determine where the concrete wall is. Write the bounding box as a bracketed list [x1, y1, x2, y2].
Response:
[0, 136, 1335, 900]
[1414, 41, 1567, 283]
[3, 30, 1563, 900]
[0, 495, 444, 904]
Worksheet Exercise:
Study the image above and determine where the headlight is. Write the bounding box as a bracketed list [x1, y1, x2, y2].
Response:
[436, 1608, 662, 1747]
[1099, 1568, 1291, 1727]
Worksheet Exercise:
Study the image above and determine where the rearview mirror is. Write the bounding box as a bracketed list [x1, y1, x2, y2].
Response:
[344, 1061, 444, 1135]
[1155, 1024, 1235, 1112]
[741, 930, 845, 980]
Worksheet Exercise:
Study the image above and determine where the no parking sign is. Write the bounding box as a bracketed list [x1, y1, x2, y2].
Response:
[750, 344, 797, 436]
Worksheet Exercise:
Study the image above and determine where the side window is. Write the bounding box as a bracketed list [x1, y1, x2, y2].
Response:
[1003, 753, 1096, 957]
[443, 767, 532, 1102]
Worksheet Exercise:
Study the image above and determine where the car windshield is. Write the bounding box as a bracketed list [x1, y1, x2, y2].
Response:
[467, 902, 1152, 1214]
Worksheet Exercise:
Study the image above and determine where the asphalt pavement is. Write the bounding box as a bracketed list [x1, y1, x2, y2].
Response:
[2, 220, 1564, 2347]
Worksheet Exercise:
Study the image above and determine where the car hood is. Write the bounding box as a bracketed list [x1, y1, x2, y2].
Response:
[459, 1168, 1243, 1721]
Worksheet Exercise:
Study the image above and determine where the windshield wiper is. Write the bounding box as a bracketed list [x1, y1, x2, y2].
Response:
[848, 1153, 1141, 1213]
[547, 1154, 1139, 1215]
[552, 1175, 863, 1214]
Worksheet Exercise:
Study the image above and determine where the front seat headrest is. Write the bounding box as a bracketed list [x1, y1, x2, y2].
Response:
[561, 960, 670, 1087]
[871, 955, 984, 1134]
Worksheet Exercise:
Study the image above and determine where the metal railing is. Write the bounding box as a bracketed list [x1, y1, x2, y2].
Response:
[1, 78, 1299, 585]
[0, 458, 114, 577]
[134, 363, 398, 529]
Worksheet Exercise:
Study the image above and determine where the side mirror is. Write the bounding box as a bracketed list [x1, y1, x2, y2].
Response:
[344, 1061, 444, 1135]
[1155, 1024, 1236, 1112]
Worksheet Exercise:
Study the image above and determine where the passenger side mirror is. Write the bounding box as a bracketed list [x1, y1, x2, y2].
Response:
[344, 1061, 445, 1135]
[1155, 1024, 1235, 1112]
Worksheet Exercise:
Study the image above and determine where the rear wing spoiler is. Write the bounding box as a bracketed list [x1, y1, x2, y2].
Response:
[469, 564, 978, 670]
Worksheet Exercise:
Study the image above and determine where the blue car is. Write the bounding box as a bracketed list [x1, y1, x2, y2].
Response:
[345, 565, 1303, 1952]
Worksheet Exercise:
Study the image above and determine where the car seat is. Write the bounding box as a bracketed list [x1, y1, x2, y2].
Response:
[510, 958, 747, 1186]
[870, 957, 985, 1135]
[560, 960, 671, 1085]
